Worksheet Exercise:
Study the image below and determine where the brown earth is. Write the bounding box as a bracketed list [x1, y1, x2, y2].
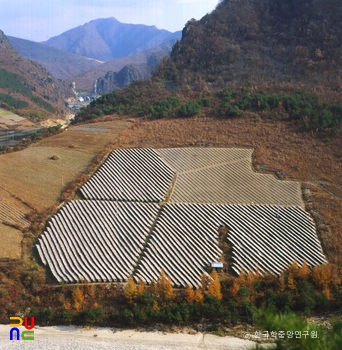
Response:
[35, 120, 133, 154]
[0, 120, 132, 211]
[0, 223, 22, 260]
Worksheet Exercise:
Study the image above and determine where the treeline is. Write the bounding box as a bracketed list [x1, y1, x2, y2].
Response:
[216, 88, 342, 134]
[0, 68, 56, 113]
[0, 93, 28, 109]
[1, 262, 341, 327]
[74, 85, 341, 137]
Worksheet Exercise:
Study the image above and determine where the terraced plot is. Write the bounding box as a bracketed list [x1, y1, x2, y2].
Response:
[80, 148, 175, 202]
[156, 148, 303, 207]
[134, 203, 326, 287]
[0, 200, 30, 229]
[36, 200, 160, 283]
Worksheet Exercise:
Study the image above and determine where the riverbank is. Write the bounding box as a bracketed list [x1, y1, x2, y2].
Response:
[0, 324, 259, 349]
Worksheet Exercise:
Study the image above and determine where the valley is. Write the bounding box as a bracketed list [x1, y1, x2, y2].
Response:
[0, 0, 341, 347]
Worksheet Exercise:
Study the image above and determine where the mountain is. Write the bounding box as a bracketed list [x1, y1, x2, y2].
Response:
[75, 0, 342, 137]
[93, 65, 149, 95]
[154, 0, 342, 91]
[0, 30, 73, 118]
[42, 17, 181, 62]
[69, 39, 178, 93]
[8, 36, 102, 80]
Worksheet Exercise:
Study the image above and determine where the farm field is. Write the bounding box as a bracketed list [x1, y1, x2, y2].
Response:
[0, 108, 35, 129]
[80, 148, 175, 202]
[81, 147, 303, 206]
[36, 200, 160, 283]
[111, 116, 342, 267]
[0, 120, 133, 212]
[0, 147, 93, 211]
[35, 120, 133, 154]
[136, 203, 326, 287]
[36, 147, 326, 287]
[36, 200, 326, 287]
[0, 119, 133, 260]
[0, 223, 22, 260]
[0, 200, 30, 229]
[156, 148, 303, 207]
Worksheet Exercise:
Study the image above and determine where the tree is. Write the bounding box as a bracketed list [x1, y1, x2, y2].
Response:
[137, 279, 146, 296]
[194, 289, 204, 303]
[312, 264, 332, 290]
[124, 277, 137, 300]
[156, 269, 175, 303]
[184, 285, 195, 303]
[297, 260, 310, 280]
[288, 261, 299, 278]
[208, 269, 222, 300]
[72, 287, 84, 311]
[287, 272, 296, 290]
[200, 272, 211, 294]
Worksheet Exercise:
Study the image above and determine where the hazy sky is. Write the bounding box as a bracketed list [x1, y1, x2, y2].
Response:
[1, 0, 219, 42]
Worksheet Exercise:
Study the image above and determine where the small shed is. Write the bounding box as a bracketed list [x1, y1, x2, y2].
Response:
[211, 262, 223, 270]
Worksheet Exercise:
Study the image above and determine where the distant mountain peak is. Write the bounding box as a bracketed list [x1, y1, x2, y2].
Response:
[41, 18, 181, 62]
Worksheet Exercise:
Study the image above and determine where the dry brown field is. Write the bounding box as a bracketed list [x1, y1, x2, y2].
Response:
[0, 119, 132, 259]
[0, 224, 22, 259]
[111, 115, 342, 266]
[35, 120, 132, 154]
[0, 108, 35, 130]
[0, 147, 93, 211]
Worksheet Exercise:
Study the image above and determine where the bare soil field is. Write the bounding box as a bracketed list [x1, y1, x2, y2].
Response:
[35, 120, 133, 154]
[0, 108, 35, 130]
[0, 147, 93, 211]
[112, 115, 342, 266]
[0, 223, 22, 259]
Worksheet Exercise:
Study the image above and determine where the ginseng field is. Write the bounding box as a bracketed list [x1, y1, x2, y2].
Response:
[36, 200, 160, 283]
[156, 148, 303, 207]
[135, 203, 326, 287]
[80, 148, 175, 202]
[36, 148, 326, 286]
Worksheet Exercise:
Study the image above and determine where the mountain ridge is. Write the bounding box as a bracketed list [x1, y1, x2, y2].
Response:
[42, 17, 181, 62]
[8, 36, 102, 80]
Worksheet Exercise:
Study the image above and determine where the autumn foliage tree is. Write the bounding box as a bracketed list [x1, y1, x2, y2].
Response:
[200, 272, 211, 294]
[297, 260, 310, 280]
[124, 277, 137, 301]
[72, 287, 84, 311]
[156, 269, 175, 303]
[184, 285, 195, 303]
[208, 269, 222, 300]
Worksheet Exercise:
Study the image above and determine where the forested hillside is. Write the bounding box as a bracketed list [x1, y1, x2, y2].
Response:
[0, 30, 73, 119]
[155, 0, 342, 90]
[74, 0, 342, 136]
